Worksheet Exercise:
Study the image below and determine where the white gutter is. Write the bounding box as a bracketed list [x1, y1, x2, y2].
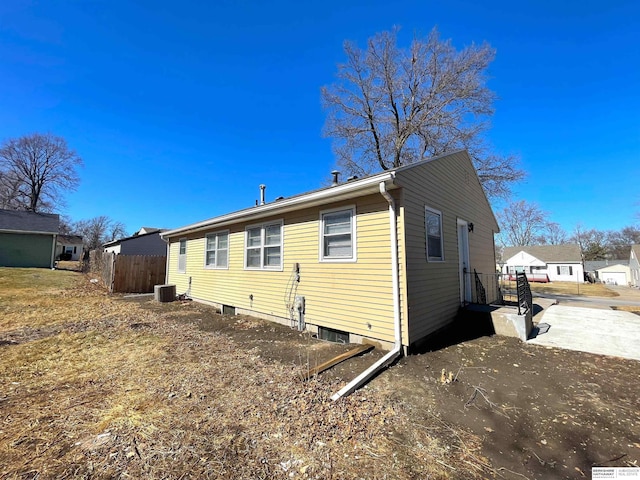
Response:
[0, 228, 59, 235]
[50, 233, 58, 269]
[161, 235, 170, 285]
[331, 179, 402, 401]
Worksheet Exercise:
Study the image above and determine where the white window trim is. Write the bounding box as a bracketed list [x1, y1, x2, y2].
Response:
[319, 205, 357, 263]
[425, 206, 445, 262]
[243, 220, 284, 271]
[204, 230, 230, 270]
[177, 238, 187, 273]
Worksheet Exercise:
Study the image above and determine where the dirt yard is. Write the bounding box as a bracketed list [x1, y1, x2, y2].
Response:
[1, 269, 639, 479]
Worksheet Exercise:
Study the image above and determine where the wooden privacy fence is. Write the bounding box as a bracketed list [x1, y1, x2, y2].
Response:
[89, 250, 114, 287]
[89, 251, 166, 293]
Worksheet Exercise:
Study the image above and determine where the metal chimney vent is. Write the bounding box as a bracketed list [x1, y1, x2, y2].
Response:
[331, 170, 340, 186]
[259, 184, 266, 205]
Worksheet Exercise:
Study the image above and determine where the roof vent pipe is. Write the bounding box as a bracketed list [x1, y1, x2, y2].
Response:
[331, 170, 340, 186]
[259, 184, 266, 205]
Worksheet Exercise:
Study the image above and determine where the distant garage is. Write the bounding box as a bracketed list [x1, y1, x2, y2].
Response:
[596, 264, 631, 286]
[0, 209, 60, 268]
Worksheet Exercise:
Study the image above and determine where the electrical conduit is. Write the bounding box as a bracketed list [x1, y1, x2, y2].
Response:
[331, 179, 402, 401]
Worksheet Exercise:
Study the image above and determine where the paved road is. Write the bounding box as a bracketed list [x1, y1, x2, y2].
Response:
[533, 292, 640, 308]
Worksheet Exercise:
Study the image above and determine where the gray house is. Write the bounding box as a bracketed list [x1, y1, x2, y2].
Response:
[0, 208, 59, 268]
[103, 228, 168, 256]
[631, 245, 640, 288]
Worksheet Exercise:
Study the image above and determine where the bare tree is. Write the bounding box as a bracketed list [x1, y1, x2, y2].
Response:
[606, 226, 640, 259]
[108, 221, 127, 242]
[0, 170, 24, 209]
[322, 27, 524, 198]
[74, 216, 128, 250]
[497, 200, 549, 246]
[572, 224, 608, 261]
[58, 215, 76, 235]
[540, 222, 568, 245]
[0, 133, 83, 212]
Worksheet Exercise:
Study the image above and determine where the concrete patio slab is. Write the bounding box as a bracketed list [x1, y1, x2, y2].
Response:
[528, 305, 640, 361]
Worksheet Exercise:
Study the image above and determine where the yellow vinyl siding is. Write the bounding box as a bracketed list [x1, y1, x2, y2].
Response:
[166, 193, 399, 344]
[395, 151, 499, 345]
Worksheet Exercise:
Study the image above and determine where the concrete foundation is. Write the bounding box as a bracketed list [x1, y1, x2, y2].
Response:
[189, 296, 395, 351]
[489, 306, 533, 341]
[465, 304, 533, 341]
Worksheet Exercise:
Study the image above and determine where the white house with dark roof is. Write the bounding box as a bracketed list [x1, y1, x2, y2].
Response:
[56, 234, 84, 261]
[502, 244, 584, 283]
[0, 208, 59, 268]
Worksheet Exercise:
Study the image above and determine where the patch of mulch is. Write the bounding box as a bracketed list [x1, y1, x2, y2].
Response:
[382, 336, 640, 479]
[137, 297, 640, 479]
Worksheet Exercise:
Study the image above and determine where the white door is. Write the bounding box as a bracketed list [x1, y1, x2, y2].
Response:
[457, 220, 471, 304]
[600, 271, 626, 285]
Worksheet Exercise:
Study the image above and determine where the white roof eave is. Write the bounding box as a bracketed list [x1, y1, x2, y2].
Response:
[162, 172, 397, 239]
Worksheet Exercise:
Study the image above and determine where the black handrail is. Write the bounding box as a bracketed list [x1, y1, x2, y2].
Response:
[516, 272, 532, 316]
[474, 269, 487, 305]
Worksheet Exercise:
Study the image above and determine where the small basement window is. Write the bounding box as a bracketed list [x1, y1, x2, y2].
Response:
[318, 326, 350, 344]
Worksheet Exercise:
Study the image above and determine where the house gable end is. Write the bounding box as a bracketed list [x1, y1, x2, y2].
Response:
[505, 251, 546, 267]
[395, 151, 499, 232]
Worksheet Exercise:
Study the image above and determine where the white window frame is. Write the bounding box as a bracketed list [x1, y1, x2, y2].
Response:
[177, 238, 187, 273]
[557, 265, 573, 276]
[204, 231, 229, 270]
[244, 220, 283, 271]
[319, 205, 357, 263]
[425, 206, 444, 262]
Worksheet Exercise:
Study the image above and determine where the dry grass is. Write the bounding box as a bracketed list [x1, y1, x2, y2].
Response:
[56, 260, 83, 271]
[0, 268, 489, 479]
[501, 279, 620, 297]
[611, 305, 640, 314]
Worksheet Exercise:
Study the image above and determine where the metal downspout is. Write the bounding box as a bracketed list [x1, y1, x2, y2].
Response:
[50, 234, 58, 269]
[331, 179, 402, 401]
[161, 236, 170, 285]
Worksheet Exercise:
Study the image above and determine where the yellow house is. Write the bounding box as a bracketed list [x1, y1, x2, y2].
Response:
[161, 150, 499, 355]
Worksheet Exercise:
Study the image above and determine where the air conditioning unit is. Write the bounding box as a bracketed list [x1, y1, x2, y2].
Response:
[154, 284, 176, 303]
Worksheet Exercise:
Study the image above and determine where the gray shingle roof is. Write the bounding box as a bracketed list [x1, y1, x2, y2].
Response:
[57, 234, 83, 244]
[585, 260, 630, 272]
[503, 244, 582, 263]
[0, 208, 59, 234]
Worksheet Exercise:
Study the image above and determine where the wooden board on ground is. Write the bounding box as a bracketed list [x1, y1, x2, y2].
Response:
[302, 344, 374, 381]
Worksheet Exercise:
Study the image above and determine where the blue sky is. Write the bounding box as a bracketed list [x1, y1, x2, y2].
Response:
[1, 0, 638, 235]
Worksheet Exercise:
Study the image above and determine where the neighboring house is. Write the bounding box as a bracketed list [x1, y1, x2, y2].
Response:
[161, 150, 499, 352]
[595, 263, 631, 286]
[584, 259, 630, 273]
[56, 234, 84, 261]
[630, 245, 640, 287]
[103, 228, 168, 255]
[137, 226, 160, 235]
[502, 244, 584, 283]
[0, 208, 59, 268]
[585, 259, 631, 285]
